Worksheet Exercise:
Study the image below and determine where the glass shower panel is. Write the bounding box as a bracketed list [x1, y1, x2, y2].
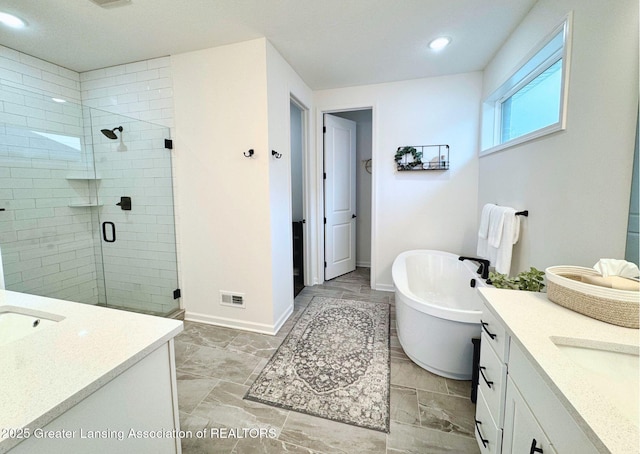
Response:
[89, 109, 179, 316]
[0, 85, 101, 303]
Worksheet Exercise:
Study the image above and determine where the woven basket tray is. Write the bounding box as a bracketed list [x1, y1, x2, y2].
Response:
[545, 266, 639, 329]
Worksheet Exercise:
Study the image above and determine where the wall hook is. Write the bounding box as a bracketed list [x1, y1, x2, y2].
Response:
[244, 149, 254, 158]
[271, 150, 282, 159]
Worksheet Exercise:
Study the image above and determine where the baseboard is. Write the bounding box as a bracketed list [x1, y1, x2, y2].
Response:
[272, 304, 294, 334]
[356, 261, 371, 267]
[184, 308, 291, 336]
[375, 283, 395, 292]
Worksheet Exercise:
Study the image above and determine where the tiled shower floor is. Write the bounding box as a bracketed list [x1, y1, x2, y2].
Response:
[175, 268, 480, 453]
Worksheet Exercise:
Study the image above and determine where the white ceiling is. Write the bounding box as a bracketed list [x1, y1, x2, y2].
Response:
[0, 0, 536, 90]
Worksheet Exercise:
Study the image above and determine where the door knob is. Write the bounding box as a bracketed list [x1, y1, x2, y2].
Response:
[352, 214, 357, 218]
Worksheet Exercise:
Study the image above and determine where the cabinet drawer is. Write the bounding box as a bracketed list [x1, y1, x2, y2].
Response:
[479, 332, 508, 426]
[475, 389, 503, 454]
[480, 307, 509, 362]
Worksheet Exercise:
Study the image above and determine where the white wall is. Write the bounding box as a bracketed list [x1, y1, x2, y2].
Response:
[172, 39, 312, 332]
[315, 73, 483, 289]
[171, 39, 276, 331]
[479, 0, 639, 273]
[266, 40, 313, 327]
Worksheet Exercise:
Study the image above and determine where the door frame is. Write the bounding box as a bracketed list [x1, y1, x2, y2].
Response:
[312, 104, 377, 290]
[290, 95, 311, 290]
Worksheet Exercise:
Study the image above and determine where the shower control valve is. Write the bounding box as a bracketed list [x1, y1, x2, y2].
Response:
[116, 196, 132, 211]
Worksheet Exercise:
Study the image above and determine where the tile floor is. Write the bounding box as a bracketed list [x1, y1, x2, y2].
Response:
[175, 268, 481, 453]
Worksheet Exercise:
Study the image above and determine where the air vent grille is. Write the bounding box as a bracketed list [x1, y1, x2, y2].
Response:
[220, 291, 245, 308]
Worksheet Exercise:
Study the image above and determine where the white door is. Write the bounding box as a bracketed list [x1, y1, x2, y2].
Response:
[324, 114, 356, 280]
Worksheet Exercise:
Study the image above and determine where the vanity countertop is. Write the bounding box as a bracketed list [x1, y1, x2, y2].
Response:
[0, 290, 183, 453]
[479, 287, 639, 454]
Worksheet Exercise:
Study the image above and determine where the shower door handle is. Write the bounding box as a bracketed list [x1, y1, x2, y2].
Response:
[102, 222, 116, 243]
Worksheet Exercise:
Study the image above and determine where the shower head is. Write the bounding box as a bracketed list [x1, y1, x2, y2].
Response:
[101, 126, 123, 140]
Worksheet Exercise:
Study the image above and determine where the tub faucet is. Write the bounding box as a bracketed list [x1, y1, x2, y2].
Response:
[458, 256, 490, 280]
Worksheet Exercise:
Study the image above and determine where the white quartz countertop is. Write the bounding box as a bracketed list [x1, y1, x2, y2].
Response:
[0, 290, 183, 453]
[479, 288, 639, 454]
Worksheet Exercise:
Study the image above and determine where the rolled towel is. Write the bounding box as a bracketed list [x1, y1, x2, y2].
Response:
[581, 274, 640, 291]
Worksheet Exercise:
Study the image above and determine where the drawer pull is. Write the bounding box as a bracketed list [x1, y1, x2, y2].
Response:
[480, 320, 497, 339]
[479, 366, 494, 389]
[530, 438, 544, 453]
[475, 419, 489, 448]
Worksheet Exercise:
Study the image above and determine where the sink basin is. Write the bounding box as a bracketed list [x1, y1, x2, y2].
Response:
[0, 306, 63, 347]
[551, 336, 639, 428]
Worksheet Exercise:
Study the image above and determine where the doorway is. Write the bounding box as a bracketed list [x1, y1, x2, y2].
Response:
[323, 109, 373, 281]
[290, 100, 305, 296]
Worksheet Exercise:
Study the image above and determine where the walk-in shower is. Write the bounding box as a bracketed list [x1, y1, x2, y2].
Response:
[0, 84, 180, 317]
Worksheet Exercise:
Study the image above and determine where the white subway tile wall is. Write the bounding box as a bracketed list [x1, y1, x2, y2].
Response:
[0, 46, 82, 104]
[0, 46, 179, 315]
[88, 110, 178, 314]
[81, 57, 178, 315]
[0, 45, 99, 303]
[80, 57, 174, 129]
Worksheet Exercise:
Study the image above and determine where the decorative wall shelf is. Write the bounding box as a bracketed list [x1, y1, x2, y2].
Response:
[395, 145, 449, 171]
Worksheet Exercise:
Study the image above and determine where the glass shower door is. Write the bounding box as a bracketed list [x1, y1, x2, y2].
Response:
[90, 109, 179, 316]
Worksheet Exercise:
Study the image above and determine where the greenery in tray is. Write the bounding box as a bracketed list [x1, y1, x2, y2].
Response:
[489, 267, 546, 292]
[395, 146, 423, 170]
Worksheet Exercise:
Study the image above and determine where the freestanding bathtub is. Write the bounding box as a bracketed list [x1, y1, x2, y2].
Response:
[392, 250, 487, 380]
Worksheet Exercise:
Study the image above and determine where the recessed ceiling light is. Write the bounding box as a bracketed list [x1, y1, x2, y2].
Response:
[428, 37, 451, 51]
[0, 12, 26, 29]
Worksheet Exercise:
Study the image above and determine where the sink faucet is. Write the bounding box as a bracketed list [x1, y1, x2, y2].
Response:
[458, 256, 491, 279]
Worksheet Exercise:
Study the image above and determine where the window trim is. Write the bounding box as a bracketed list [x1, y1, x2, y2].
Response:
[480, 13, 573, 156]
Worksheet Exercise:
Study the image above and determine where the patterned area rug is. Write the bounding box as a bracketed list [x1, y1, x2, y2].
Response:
[244, 296, 390, 432]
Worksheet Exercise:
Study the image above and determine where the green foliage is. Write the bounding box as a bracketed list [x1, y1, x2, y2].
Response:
[395, 146, 423, 170]
[489, 267, 546, 292]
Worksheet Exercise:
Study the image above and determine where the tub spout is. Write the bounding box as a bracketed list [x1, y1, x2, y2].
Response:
[458, 256, 490, 280]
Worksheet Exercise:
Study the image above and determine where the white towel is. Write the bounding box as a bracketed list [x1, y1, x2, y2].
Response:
[478, 204, 495, 239]
[488, 206, 507, 248]
[492, 208, 520, 274]
[477, 204, 496, 258]
[479, 206, 521, 274]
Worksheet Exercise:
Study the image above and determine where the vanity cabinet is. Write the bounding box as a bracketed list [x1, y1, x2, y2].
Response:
[474, 308, 509, 454]
[475, 301, 599, 454]
[502, 376, 557, 454]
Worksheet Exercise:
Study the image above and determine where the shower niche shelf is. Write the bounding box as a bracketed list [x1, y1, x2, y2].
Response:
[68, 202, 103, 208]
[65, 174, 101, 180]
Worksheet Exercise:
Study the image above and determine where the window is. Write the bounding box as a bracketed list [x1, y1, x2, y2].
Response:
[481, 16, 571, 154]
